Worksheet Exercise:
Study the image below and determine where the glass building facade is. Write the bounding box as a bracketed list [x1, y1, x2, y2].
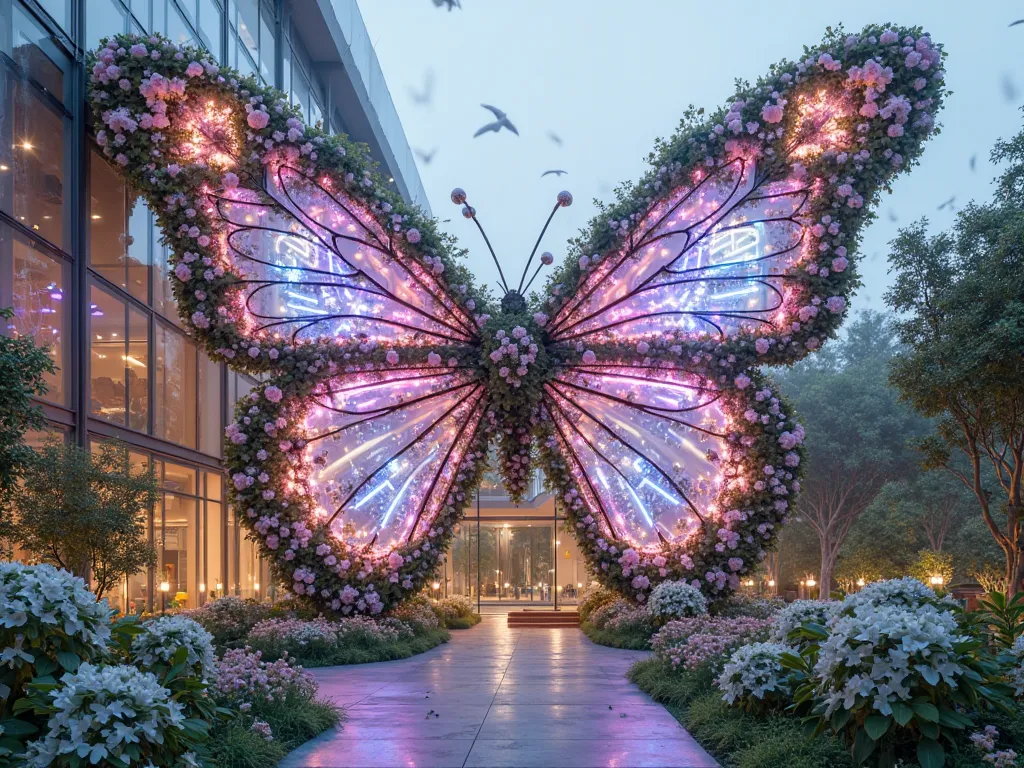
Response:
[1, 0, 427, 612]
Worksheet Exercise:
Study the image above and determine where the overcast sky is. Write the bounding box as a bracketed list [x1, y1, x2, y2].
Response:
[358, 0, 1023, 312]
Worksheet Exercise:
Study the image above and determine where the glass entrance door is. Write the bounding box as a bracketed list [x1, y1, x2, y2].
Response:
[480, 522, 553, 603]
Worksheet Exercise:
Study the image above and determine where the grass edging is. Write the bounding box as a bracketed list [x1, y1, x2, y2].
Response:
[581, 620, 652, 650]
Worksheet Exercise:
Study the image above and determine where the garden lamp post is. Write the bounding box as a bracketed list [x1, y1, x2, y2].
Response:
[159, 581, 169, 614]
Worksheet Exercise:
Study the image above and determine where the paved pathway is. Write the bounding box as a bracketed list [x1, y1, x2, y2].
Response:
[281, 616, 717, 768]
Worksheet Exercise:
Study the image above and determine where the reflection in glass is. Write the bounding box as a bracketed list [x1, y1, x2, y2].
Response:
[199, 351, 222, 456]
[0, 75, 65, 246]
[89, 286, 129, 424]
[85, 0, 127, 53]
[155, 323, 197, 448]
[128, 306, 149, 431]
[162, 492, 197, 608]
[4, 230, 67, 403]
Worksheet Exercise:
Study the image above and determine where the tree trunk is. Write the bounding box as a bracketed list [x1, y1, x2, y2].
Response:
[819, 542, 838, 600]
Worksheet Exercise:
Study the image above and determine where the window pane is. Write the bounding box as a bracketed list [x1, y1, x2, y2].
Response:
[163, 460, 196, 495]
[128, 306, 149, 431]
[206, 471, 222, 501]
[89, 148, 128, 290]
[199, 350, 222, 456]
[168, 4, 196, 46]
[152, 236, 180, 325]
[207, 500, 224, 598]
[155, 323, 197, 447]
[227, 506, 237, 594]
[162, 493, 197, 608]
[199, 0, 223, 62]
[89, 286, 127, 424]
[259, 6, 274, 84]
[3, 229, 68, 404]
[130, 0, 152, 31]
[9, 7, 65, 103]
[86, 0, 128, 52]
[235, 0, 258, 64]
[0, 75, 65, 247]
[127, 200, 151, 303]
[36, 0, 72, 36]
[239, 537, 258, 599]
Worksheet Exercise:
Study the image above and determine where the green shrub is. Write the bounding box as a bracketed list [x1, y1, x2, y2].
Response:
[444, 613, 482, 630]
[578, 585, 618, 622]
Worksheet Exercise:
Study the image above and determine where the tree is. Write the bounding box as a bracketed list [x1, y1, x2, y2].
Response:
[0, 307, 56, 539]
[886, 117, 1024, 590]
[909, 549, 954, 587]
[11, 440, 158, 598]
[777, 310, 929, 594]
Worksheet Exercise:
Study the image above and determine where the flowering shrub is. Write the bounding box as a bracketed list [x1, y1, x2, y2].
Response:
[210, 647, 316, 710]
[391, 597, 441, 631]
[716, 641, 791, 711]
[0, 563, 113, 680]
[1008, 635, 1024, 697]
[179, 595, 272, 646]
[651, 616, 771, 670]
[784, 597, 1012, 767]
[131, 615, 216, 677]
[587, 599, 635, 630]
[22, 663, 203, 767]
[971, 726, 1018, 767]
[579, 585, 618, 622]
[839, 576, 947, 612]
[605, 604, 655, 635]
[711, 593, 784, 620]
[646, 580, 708, 621]
[768, 599, 839, 645]
[435, 595, 475, 621]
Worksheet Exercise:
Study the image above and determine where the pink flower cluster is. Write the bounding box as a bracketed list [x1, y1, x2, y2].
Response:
[210, 646, 316, 708]
[651, 616, 772, 670]
[488, 327, 538, 388]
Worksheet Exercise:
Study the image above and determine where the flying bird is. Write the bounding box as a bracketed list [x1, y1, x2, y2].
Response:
[474, 104, 519, 137]
[1010, 18, 1024, 27]
[432, 0, 461, 9]
[888, 210, 898, 222]
[415, 147, 438, 165]
[547, 131, 563, 146]
[1002, 73, 1019, 103]
[541, 169, 568, 177]
[969, 154, 977, 172]
[408, 70, 434, 106]
[937, 196, 956, 211]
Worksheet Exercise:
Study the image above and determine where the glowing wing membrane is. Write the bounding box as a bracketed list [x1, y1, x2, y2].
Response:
[543, 364, 728, 547]
[303, 366, 486, 550]
[549, 158, 808, 342]
[212, 164, 477, 345]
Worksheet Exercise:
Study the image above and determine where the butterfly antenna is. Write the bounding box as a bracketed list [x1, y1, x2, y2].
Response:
[451, 188, 509, 294]
[517, 191, 573, 294]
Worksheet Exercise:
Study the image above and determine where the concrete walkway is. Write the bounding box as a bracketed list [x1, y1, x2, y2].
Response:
[281, 615, 717, 768]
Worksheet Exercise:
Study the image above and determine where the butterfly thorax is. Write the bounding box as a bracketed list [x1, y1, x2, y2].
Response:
[481, 299, 551, 502]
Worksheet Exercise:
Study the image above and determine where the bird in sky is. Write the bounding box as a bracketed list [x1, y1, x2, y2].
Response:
[547, 131, 563, 146]
[408, 70, 434, 107]
[432, 0, 461, 10]
[969, 154, 977, 172]
[474, 104, 519, 137]
[1002, 73, 1019, 103]
[937, 196, 956, 211]
[415, 147, 437, 165]
[541, 170, 568, 177]
[1010, 18, 1024, 27]
[888, 209, 898, 222]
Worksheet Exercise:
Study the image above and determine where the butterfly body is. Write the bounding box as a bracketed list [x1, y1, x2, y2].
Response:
[88, 25, 946, 613]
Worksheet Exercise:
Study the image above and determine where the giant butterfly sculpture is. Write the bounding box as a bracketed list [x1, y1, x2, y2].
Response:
[88, 25, 945, 614]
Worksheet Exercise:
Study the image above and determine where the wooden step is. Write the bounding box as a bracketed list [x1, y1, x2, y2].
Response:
[507, 611, 580, 628]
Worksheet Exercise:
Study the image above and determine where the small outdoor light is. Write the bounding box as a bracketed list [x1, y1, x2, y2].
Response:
[930, 575, 945, 586]
[254, 582, 260, 592]
[503, 582, 510, 589]
[159, 581, 170, 615]
[745, 579, 755, 587]
[768, 579, 776, 588]
[215, 581, 223, 592]
[577, 583, 582, 588]
[199, 582, 206, 593]
[806, 579, 817, 587]
[856, 578, 866, 587]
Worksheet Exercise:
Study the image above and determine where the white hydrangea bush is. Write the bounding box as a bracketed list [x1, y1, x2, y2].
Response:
[0, 562, 113, 674]
[717, 641, 791, 709]
[769, 600, 839, 645]
[840, 577, 948, 613]
[22, 663, 193, 767]
[813, 603, 967, 717]
[131, 615, 216, 677]
[646, 580, 708, 621]
[1009, 635, 1024, 697]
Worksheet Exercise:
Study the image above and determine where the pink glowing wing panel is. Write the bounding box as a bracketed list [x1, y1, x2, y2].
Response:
[211, 165, 477, 346]
[302, 366, 486, 551]
[543, 363, 728, 548]
[548, 157, 808, 343]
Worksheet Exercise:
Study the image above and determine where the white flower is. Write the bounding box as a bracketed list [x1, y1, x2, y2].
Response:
[646, 580, 708, 619]
[840, 577, 948, 613]
[769, 599, 839, 644]
[717, 642, 790, 705]
[0, 563, 112, 671]
[131, 615, 215, 677]
[1007, 635, 1024, 696]
[813, 603, 965, 717]
[23, 663, 185, 767]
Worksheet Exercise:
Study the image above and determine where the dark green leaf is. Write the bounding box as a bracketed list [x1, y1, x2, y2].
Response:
[918, 738, 945, 768]
[891, 702, 914, 727]
[55, 651, 80, 673]
[864, 715, 891, 740]
[0, 718, 38, 736]
[853, 728, 878, 764]
[912, 702, 939, 722]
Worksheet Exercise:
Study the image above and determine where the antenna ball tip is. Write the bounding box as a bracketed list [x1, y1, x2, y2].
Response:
[462, 205, 476, 219]
[450, 187, 467, 204]
[557, 190, 573, 207]
[541, 252, 554, 265]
